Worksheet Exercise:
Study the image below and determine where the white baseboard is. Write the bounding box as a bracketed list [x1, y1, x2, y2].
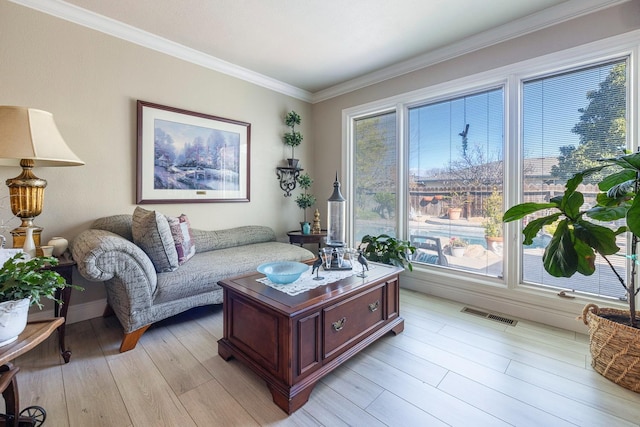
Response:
[399, 269, 621, 335]
[28, 298, 107, 325]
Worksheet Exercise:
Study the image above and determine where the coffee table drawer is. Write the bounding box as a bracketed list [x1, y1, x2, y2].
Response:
[323, 284, 385, 358]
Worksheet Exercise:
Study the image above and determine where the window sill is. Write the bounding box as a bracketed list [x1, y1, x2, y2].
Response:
[401, 265, 629, 334]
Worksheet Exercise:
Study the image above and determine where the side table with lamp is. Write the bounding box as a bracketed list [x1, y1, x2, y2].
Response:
[0, 106, 84, 364]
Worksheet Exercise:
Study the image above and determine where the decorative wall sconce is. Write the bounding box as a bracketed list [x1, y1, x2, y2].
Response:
[276, 166, 302, 197]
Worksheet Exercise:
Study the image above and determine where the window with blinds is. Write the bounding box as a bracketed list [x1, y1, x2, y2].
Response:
[521, 59, 628, 299]
[408, 88, 504, 276]
[353, 112, 397, 243]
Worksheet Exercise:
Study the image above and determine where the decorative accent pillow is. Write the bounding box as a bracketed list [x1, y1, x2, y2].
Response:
[166, 214, 196, 265]
[132, 206, 179, 272]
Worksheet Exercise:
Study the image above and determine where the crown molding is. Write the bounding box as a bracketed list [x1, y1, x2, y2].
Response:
[10, 0, 630, 104]
[311, 0, 631, 103]
[9, 0, 314, 102]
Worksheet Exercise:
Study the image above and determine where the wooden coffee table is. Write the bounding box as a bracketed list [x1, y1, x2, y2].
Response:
[217, 263, 404, 414]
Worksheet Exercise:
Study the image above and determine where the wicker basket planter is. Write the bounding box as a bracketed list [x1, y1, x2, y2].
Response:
[582, 304, 640, 392]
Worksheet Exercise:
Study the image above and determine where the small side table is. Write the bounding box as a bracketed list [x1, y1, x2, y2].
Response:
[0, 318, 64, 426]
[45, 256, 76, 363]
[287, 230, 326, 252]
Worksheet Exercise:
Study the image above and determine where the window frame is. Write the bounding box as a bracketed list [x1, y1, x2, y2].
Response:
[405, 84, 507, 278]
[343, 30, 638, 309]
[517, 58, 631, 297]
[351, 109, 400, 243]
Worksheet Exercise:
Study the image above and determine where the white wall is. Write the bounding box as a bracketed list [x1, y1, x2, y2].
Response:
[0, 1, 313, 317]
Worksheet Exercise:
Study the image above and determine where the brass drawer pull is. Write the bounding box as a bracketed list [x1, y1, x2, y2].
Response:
[368, 300, 379, 312]
[332, 317, 346, 331]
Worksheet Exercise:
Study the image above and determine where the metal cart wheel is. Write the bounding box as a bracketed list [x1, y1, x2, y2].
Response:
[19, 406, 46, 426]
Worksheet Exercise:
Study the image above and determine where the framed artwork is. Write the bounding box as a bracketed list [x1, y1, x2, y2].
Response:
[136, 100, 250, 203]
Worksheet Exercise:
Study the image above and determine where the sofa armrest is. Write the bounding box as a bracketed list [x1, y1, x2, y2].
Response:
[70, 229, 158, 295]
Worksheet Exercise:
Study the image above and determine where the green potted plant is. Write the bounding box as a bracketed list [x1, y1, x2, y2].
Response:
[295, 173, 316, 233]
[0, 252, 79, 346]
[503, 151, 640, 392]
[359, 234, 416, 271]
[483, 189, 503, 251]
[283, 110, 303, 169]
[447, 191, 469, 220]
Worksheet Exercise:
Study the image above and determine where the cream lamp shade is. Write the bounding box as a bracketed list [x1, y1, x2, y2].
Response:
[0, 106, 84, 247]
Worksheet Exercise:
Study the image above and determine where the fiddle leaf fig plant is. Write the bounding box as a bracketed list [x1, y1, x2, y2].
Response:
[503, 151, 640, 328]
[359, 234, 416, 271]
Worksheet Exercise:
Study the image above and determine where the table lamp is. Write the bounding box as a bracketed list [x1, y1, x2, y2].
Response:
[0, 106, 84, 247]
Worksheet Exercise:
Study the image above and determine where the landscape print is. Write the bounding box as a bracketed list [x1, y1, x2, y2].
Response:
[153, 118, 240, 191]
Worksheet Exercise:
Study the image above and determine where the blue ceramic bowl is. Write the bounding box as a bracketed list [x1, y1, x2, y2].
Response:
[257, 261, 308, 284]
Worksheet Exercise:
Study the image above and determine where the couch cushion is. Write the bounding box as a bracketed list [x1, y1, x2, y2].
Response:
[191, 225, 276, 252]
[167, 214, 196, 265]
[153, 241, 314, 304]
[132, 207, 179, 272]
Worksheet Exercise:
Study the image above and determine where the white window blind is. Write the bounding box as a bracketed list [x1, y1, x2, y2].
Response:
[521, 59, 628, 299]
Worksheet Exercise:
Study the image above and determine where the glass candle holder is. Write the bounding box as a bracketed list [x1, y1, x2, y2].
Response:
[326, 173, 346, 247]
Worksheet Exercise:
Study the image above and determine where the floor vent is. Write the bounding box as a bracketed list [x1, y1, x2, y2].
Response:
[461, 307, 518, 326]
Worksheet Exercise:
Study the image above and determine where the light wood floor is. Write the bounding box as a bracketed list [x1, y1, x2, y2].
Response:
[8, 288, 640, 426]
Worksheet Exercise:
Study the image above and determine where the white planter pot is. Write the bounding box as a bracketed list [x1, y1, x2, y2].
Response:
[451, 247, 466, 257]
[0, 298, 30, 347]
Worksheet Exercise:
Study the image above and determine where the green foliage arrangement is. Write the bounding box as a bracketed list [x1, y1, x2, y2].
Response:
[353, 117, 394, 212]
[373, 192, 395, 219]
[449, 237, 468, 248]
[283, 111, 303, 161]
[295, 173, 316, 223]
[503, 151, 640, 328]
[449, 191, 471, 209]
[0, 253, 80, 309]
[359, 234, 416, 271]
[482, 190, 503, 238]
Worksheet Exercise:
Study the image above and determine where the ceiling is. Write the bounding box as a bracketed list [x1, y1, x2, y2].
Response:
[13, 0, 628, 101]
